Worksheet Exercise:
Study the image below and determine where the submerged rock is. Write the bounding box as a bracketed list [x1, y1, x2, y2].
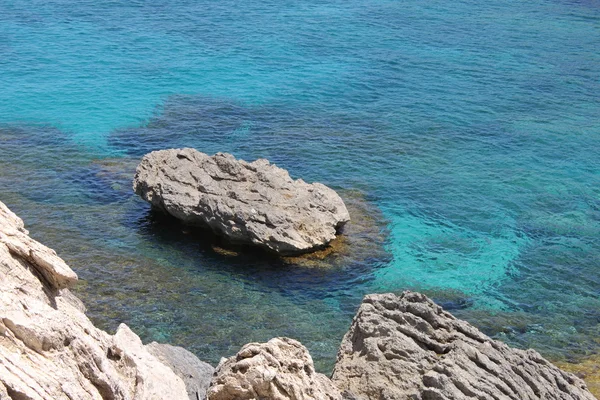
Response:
[133, 148, 350, 255]
[0, 200, 190, 400]
[331, 291, 596, 400]
[555, 354, 600, 399]
[280, 188, 389, 268]
[207, 337, 342, 400]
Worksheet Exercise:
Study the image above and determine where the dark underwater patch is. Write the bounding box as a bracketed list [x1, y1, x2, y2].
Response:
[130, 188, 390, 303]
[107, 94, 396, 190]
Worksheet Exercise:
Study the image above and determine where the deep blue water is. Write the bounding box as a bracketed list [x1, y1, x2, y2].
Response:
[1, 0, 599, 371]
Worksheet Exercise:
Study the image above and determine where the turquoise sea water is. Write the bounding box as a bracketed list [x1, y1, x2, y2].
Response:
[1, 0, 599, 370]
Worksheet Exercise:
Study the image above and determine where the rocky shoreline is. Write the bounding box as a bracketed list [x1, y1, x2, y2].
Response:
[0, 200, 198, 399]
[0, 199, 596, 399]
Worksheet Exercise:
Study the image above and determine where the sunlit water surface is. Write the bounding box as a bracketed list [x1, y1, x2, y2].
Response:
[0, 0, 599, 371]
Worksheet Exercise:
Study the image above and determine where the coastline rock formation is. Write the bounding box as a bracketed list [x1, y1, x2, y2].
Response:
[0, 201, 191, 400]
[1, 199, 594, 400]
[207, 337, 341, 400]
[133, 148, 350, 255]
[331, 291, 596, 400]
[146, 342, 215, 400]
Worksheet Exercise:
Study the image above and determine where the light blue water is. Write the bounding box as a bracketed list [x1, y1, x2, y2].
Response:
[1, 0, 599, 369]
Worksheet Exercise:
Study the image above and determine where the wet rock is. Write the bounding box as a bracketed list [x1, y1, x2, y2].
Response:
[146, 342, 215, 400]
[133, 148, 350, 255]
[0, 200, 189, 400]
[207, 337, 342, 400]
[332, 291, 596, 400]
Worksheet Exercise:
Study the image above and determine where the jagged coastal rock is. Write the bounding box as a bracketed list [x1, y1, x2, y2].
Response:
[1, 200, 594, 400]
[0, 201, 191, 400]
[133, 148, 350, 255]
[201, 293, 595, 399]
[331, 292, 596, 400]
[207, 337, 341, 400]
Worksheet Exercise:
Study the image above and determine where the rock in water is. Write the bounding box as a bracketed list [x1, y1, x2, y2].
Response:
[133, 148, 350, 255]
[0, 200, 190, 400]
[207, 337, 342, 400]
[331, 292, 596, 400]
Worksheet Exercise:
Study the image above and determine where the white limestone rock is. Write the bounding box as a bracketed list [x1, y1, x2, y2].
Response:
[0, 200, 189, 400]
[207, 337, 342, 400]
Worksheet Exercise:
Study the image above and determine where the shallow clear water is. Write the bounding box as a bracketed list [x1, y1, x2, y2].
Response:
[1, 0, 599, 371]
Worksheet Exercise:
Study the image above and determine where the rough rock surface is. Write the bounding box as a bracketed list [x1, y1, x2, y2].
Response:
[146, 342, 215, 400]
[331, 291, 596, 400]
[133, 148, 350, 255]
[207, 337, 342, 400]
[0, 200, 189, 400]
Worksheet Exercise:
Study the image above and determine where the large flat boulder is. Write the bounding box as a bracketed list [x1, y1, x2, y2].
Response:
[207, 337, 342, 400]
[331, 291, 596, 400]
[133, 148, 350, 255]
[0, 200, 190, 400]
